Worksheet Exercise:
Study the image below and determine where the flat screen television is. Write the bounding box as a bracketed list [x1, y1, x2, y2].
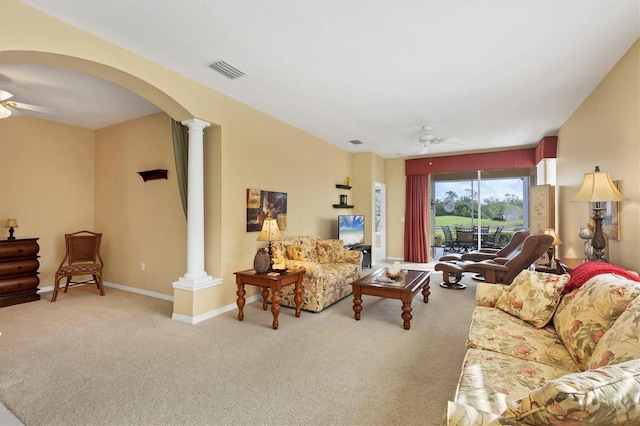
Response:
[338, 215, 365, 247]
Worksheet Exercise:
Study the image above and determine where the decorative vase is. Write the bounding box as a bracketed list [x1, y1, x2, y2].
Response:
[253, 247, 270, 273]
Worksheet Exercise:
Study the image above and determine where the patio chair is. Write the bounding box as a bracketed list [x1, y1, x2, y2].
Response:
[442, 226, 458, 253]
[454, 227, 475, 252]
[483, 226, 504, 248]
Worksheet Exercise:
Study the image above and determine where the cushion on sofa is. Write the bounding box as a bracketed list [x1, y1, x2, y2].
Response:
[286, 244, 304, 261]
[455, 348, 574, 415]
[587, 294, 640, 369]
[553, 273, 640, 370]
[495, 270, 570, 328]
[502, 359, 640, 425]
[475, 282, 507, 308]
[446, 401, 514, 426]
[316, 239, 345, 263]
[468, 307, 579, 372]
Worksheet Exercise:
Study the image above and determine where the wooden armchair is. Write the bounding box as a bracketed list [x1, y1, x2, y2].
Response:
[51, 231, 105, 302]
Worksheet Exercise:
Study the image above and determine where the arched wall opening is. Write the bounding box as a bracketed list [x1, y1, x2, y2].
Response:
[1, 50, 193, 121]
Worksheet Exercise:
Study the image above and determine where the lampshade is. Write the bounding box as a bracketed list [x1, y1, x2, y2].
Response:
[572, 169, 627, 202]
[257, 218, 282, 242]
[4, 219, 18, 228]
[544, 228, 563, 245]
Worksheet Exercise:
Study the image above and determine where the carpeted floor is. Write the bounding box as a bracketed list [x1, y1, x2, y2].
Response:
[0, 267, 478, 426]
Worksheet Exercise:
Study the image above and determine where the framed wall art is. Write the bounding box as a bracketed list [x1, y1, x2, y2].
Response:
[246, 189, 288, 232]
[529, 184, 555, 234]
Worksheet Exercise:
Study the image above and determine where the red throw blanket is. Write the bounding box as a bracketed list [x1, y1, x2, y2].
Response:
[564, 261, 640, 293]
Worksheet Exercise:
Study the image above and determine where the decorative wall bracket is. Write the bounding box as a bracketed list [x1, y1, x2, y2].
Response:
[138, 169, 168, 182]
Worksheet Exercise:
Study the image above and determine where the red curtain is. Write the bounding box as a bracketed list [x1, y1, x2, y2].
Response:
[404, 174, 430, 263]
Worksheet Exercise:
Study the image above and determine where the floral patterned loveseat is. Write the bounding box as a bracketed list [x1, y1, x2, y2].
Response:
[444, 264, 640, 425]
[270, 236, 362, 312]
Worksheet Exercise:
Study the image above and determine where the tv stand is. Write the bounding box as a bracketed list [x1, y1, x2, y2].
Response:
[348, 245, 371, 268]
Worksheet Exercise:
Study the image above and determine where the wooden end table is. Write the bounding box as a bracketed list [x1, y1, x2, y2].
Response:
[233, 269, 305, 330]
[351, 268, 431, 330]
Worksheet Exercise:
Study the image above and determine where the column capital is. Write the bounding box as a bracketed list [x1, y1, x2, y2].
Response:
[181, 117, 211, 131]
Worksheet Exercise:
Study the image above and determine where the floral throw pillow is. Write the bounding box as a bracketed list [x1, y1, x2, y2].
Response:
[502, 359, 640, 424]
[286, 245, 303, 261]
[553, 273, 640, 370]
[495, 270, 570, 328]
[587, 294, 640, 369]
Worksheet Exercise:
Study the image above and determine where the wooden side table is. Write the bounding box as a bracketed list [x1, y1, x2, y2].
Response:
[234, 269, 305, 330]
[556, 257, 584, 273]
[534, 257, 584, 274]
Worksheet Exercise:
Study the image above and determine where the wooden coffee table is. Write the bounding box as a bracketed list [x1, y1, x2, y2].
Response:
[234, 269, 305, 330]
[351, 268, 431, 330]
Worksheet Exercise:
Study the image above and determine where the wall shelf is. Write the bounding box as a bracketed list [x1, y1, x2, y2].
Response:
[333, 204, 355, 209]
[335, 184, 352, 190]
[138, 169, 168, 182]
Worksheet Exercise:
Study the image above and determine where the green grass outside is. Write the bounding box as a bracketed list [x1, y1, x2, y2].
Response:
[435, 215, 522, 228]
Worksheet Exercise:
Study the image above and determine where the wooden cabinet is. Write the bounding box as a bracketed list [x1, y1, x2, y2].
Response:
[0, 238, 40, 307]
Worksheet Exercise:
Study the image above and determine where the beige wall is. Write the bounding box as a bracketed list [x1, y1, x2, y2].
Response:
[94, 112, 186, 296]
[0, 117, 95, 283]
[557, 39, 639, 270]
[1, 1, 354, 313]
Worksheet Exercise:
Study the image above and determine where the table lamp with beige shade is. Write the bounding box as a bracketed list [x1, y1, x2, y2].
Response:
[572, 166, 627, 261]
[256, 218, 283, 272]
[543, 228, 563, 266]
[4, 219, 18, 240]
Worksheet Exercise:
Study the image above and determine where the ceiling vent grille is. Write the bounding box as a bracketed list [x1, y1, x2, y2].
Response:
[349, 139, 364, 145]
[207, 60, 245, 79]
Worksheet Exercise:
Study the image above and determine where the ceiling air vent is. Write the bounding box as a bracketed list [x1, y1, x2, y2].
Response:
[207, 60, 245, 79]
[349, 140, 364, 145]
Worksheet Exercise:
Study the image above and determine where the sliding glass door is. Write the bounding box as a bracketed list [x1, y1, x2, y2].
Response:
[431, 168, 533, 254]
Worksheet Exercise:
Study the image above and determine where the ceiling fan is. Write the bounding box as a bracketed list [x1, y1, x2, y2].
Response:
[0, 90, 51, 119]
[416, 125, 458, 154]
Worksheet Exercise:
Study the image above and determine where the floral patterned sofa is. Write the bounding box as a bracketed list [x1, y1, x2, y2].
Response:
[270, 236, 362, 312]
[444, 263, 640, 425]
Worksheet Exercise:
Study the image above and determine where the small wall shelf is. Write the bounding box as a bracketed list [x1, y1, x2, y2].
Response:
[334, 183, 353, 208]
[138, 169, 168, 182]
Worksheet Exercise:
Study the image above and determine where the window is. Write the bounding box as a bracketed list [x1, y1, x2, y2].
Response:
[431, 169, 533, 248]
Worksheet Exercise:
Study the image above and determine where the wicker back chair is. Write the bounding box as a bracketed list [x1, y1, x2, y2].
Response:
[52, 231, 105, 302]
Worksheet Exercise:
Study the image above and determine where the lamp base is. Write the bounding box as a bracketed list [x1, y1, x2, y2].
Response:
[591, 207, 608, 262]
[7, 227, 15, 241]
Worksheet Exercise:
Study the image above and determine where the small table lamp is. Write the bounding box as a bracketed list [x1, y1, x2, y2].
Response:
[4, 219, 18, 240]
[543, 228, 563, 266]
[257, 218, 283, 272]
[572, 166, 627, 261]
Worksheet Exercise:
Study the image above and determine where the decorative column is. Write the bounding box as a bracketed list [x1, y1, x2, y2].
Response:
[172, 118, 221, 323]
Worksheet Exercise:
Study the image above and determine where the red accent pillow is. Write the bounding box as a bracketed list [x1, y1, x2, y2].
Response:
[564, 261, 640, 293]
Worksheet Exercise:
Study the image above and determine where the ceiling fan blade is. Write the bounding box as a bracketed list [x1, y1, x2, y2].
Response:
[419, 143, 430, 155]
[433, 136, 460, 144]
[12, 101, 53, 113]
[0, 90, 13, 102]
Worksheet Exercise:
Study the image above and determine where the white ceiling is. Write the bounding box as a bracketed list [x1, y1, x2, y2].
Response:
[7, 0, 640, 159]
